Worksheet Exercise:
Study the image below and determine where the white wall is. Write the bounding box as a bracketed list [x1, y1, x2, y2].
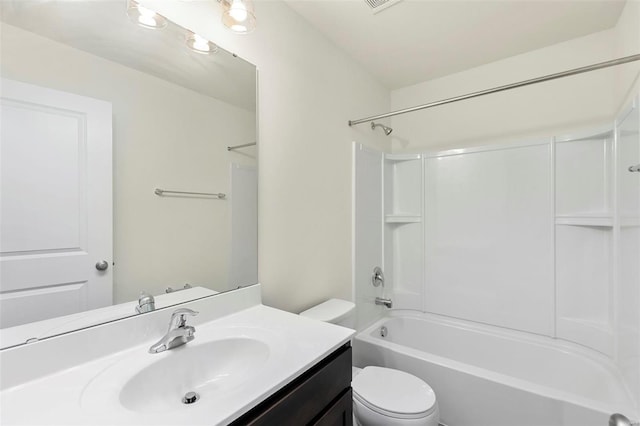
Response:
[390, 29, 618, 152]
[615, 0, 640, 109]
[147, 1, 391, 313]
[389, 1, 639, 153]
[0, 22, 256, 303]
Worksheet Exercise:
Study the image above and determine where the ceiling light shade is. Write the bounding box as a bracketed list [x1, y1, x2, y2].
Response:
[220, 0, 256, 34]
[127, 0, 167, 29]
[186, 31, 218, 54]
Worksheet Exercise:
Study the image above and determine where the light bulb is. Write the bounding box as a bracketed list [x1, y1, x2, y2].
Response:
[231, 24, 247, 32]
[229, 0, 248, 22]
[193, 34, 211, 52]
[221, 0, 256, 34]
[186, 31, 218, 54]
[127, 0, 167, 29]
[137, 6, 157, 27]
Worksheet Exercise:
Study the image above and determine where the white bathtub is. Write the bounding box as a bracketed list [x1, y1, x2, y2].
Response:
[353, 311, 638, 426]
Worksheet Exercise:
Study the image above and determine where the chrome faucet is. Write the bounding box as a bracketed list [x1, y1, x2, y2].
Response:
[136, 292, 155, 314]
[148, 308, 198, 354]
[375, 297, 393, 308]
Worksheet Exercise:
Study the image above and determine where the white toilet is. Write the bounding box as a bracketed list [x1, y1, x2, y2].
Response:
[300, 299, 439, 426]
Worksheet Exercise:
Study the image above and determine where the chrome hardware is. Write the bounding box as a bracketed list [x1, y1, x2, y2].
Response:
[375, 297, 392, 308]
[148, 308, 199, 354]
[182, 391, 199, 404]
[371, 266, 385, 287]
[166, 283, 192, 293]
[348, 54, 640, 127]
[380, 326, 388, 337]
[135, 292, 155, 314]
[154, 188, 226, 199]
[610, 413, 640, 426]
[227, 142, 256, 151]
[629, 164, 640, 173]
[371, 122, 393, 136]
[95, 260, 109, 271]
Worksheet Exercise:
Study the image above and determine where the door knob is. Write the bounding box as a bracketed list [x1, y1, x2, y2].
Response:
[95, 260, 109, 271]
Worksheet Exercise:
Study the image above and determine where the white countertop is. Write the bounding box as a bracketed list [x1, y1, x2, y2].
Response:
[0, 303, 354, 425]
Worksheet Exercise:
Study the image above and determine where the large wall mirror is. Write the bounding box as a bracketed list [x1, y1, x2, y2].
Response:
[0, 0, 258, 349]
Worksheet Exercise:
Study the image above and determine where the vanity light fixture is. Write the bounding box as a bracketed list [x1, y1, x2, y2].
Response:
[186, 31, 218, 54]
[220, 0, 256, 34]
[127, 0, 168, 29]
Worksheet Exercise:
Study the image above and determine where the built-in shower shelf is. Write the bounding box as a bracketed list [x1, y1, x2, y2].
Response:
[555, 214, 613, 227]
[384, 153, 421, 162]
[385, 214, 422, 223]
[621, 216, 640, 227]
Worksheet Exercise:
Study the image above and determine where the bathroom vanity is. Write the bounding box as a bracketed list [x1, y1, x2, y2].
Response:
[0, 284, 354, 425]
[231, 343, 353, 425]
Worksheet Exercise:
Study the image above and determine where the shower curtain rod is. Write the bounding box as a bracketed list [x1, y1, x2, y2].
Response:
[348, 54, 640, 127]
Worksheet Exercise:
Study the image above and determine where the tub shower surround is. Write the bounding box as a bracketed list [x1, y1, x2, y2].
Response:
[352, 98, 640, 425]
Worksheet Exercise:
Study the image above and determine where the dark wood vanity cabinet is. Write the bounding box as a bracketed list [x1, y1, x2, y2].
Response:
[230, 343, 352, 426]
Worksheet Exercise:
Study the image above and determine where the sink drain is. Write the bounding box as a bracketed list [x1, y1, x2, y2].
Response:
[182, 391, 200, 404]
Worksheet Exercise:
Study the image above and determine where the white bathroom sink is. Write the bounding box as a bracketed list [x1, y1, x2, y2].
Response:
[81, 335, 271, 414]
[1, 295, 354, 425]
[119, 338, 270, 412]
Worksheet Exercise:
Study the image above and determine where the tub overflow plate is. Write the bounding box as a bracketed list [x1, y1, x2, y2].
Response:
[182, 391, 200, 404]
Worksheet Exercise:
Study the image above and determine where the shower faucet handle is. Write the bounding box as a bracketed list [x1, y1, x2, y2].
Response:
[371, 266, 385, 287]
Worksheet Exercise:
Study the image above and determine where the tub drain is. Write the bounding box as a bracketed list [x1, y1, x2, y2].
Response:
[380, 326, 388, 337]
[182, 391, 200, 404]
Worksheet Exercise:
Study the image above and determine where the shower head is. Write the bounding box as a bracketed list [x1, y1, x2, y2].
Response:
[371, 122, 393, 136]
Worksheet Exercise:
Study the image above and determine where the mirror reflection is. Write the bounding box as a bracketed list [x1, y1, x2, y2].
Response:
[0, 0, 258, 349]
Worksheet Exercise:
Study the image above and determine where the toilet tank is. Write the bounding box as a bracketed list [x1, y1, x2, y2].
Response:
[299, 299, 355, 328]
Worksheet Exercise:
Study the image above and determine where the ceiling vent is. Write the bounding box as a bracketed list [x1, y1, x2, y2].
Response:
[364, 0, 403, 14]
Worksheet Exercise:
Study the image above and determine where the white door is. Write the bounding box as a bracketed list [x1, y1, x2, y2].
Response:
[0, 78, 112, 328]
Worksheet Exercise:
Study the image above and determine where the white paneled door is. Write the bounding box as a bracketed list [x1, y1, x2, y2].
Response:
[0, 79, 112, 329]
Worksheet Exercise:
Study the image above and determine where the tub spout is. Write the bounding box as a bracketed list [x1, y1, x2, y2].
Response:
[375, 297, 392, 308]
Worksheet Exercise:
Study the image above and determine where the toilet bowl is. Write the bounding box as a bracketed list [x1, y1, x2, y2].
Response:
[300, 299, 440, 426]
[352, 366, 439, 426]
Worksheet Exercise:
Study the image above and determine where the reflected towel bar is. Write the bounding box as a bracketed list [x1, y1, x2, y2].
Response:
[227, 142, 256, 151]
[166, 283, 192, 293]
[154, 188, 226, 199]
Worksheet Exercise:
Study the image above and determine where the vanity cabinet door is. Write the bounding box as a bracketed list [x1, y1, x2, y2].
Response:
[311, 388, 352, 426]
[231, 344, 352, 426]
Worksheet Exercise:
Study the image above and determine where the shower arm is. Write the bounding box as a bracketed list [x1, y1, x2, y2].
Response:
[348, 54, 640, 127]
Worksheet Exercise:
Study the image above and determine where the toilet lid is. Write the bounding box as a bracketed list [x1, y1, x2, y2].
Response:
[352, 367, 436, 418]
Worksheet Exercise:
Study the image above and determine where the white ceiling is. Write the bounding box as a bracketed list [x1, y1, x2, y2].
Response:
[284, 0, 627, 89]
[0, 0, 256, 111]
